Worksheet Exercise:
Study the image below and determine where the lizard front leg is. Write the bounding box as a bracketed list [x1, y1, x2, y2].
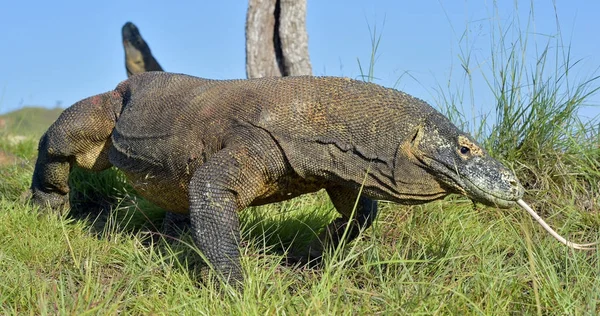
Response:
[161, 211, 191, 239]
[188, 142, 285, 287]
[305, 187, 378, 260]
[325, 187, 378, 246]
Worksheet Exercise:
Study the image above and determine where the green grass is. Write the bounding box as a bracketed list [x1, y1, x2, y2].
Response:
[2, 2, 600, 314]
[2, 155, 600, 314]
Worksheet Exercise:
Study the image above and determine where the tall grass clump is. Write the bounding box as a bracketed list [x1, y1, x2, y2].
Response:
[435, 1, 600, 214]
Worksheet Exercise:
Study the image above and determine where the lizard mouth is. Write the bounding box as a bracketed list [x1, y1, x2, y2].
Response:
[428, 158, 523, 208]
[460, 176, 520, 208]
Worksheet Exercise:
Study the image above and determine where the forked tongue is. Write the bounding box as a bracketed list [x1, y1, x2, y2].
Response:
[517, 199, 598, 250]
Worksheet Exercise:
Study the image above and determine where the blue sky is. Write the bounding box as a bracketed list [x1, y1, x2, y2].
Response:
[1, 1, 599, 126]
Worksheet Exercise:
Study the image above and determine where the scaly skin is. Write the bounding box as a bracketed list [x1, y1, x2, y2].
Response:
[121, 22, 188, 235]
[122, 22, 163, 77]
[29, 72, 524, 287]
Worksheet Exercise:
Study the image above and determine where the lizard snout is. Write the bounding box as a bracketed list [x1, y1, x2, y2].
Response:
[502, 169, 524, 201]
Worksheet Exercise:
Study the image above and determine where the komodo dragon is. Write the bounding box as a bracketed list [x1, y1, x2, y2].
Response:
[122, 22, 163, 77]
[28, 72, 596, 287]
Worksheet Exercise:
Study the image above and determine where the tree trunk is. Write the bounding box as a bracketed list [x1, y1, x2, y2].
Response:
[246, 0, 312, 79]
[278, 0, 312, 76]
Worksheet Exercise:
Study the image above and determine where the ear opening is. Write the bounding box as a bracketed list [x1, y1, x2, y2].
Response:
[410, 124, 424, 149]
[394, 124, 425, 171]
[392, 124, 430, 183]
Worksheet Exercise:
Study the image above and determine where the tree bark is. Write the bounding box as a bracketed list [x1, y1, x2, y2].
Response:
[278, 0, 312, 76]
[246, 0, 312, 78]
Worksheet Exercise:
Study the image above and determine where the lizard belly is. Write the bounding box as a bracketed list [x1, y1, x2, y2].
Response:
[121, 170, 191, 213]
[109, 131, 198, 214]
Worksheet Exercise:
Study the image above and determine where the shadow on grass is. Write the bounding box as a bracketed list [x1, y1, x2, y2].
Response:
[65, 166, 335, 275]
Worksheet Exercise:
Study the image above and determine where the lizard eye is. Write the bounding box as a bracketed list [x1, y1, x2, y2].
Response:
[460, 146, 470, 155]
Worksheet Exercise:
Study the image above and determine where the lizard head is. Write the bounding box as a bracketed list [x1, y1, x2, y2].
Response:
[407, 111, 524, 208]
[402, 110, 597, 251]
